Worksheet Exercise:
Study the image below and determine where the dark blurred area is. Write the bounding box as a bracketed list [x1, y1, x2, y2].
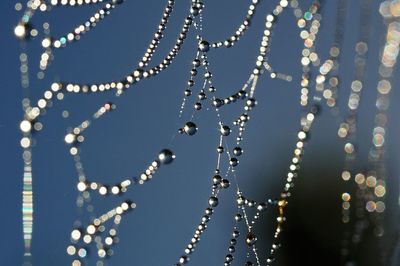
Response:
[251, 118, 400, 266]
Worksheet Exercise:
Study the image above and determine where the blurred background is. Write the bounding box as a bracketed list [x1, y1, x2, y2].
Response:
[1, 0, 400, 265]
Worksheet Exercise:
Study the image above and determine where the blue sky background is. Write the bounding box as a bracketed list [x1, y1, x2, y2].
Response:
[1, 0, 400, 265]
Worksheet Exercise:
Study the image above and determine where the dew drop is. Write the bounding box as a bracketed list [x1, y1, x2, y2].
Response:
[184, 122, 198, 136]
[233, 147, 242, 156]
[245, 232, 257, 246]
[192, 59, 201, 67]
[217, 146, 224, 153]
[225, 254, 233, 262]
[158, 149, 175, 164]
[198, 40, 210, 52]
[220, 179, 230, 189]
[257, 203, 267, 212]
[208, 196, 218, 207]
[179, 255, 189, 264]
[235, 214, 242, 222]
[213, 98, 223, 108]
[184, 90, 192, 96]
[229, 158, 239, 167]
[220, 125, 231, 136]
[246, 98, 257, 108]
[194, 102, 202, 110]
[212, 175, 222, 184]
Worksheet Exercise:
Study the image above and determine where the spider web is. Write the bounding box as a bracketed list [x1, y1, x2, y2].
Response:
[12, 0, 400, 265]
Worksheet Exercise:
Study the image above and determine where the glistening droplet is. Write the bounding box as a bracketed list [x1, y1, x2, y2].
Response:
[245, 232, 257, 246]
[158, 149, 175, 164]
[184, 122, 197, 136]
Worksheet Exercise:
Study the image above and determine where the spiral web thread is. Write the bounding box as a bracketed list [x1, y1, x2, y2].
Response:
[14, 0, 400, 265]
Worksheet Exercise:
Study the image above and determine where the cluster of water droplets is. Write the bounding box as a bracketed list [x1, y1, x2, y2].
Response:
[13, 0, 400, 265]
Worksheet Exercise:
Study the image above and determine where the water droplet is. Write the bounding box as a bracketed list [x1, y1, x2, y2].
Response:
[235, 214, 242, 222]
[14, 23, 27, 39]
[217, 146, 224, 153]
[20, 120, 32, 133]
[185, 90, 192, 96]
[208, 196, 218, 207]
[190, 6, 200, 16]
[205, 208, 213, 215]
[257, 203, 267, 212]
[158, 149, 175, 164]
[344, 143, 354, 154]
[229, 158, 239, 167]
[220, 125, 231, 136]
[225, 254, 233, 262]
[192, 59, 201, 67]
[212, 175, 222, 184]
[304, 11, 313, 20]
[179, 255, 189, 264]
[245, 232, 257, 246]
[213, 98, 223, 108]
[220, 179, 230, 189]
[194, 102, 202, 110]
[233, 147, 242, 156]
[237, 196, 245, 205]
[184, 122, 197, 135]
[198, 40, 210, 52]
[198, 91, 206, 100]
[246, 98, 257, 108]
